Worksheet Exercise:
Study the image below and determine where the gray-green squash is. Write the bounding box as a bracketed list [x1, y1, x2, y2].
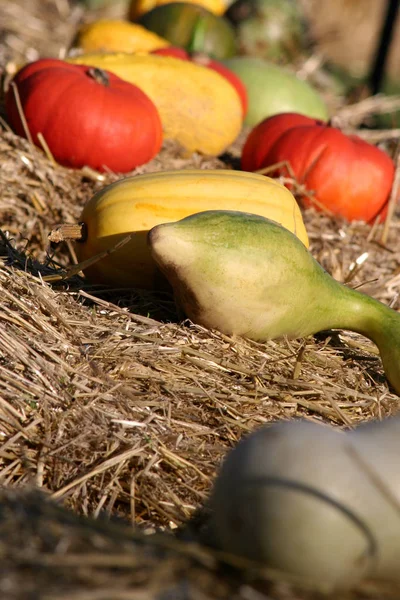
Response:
[222, 56, 329, 125]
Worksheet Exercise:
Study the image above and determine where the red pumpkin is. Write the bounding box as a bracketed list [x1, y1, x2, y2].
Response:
[152, 46, 248, 116]
[241, 112, 395, 222]
[5, 58, 163, 172]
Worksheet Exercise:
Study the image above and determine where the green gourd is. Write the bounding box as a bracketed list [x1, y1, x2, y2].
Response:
[148, 210, 400, 395]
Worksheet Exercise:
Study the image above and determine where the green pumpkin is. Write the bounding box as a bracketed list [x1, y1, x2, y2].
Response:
[228, 0, 309, 63]
[138, 3, 237, 60]
[222, 56, 329, 125]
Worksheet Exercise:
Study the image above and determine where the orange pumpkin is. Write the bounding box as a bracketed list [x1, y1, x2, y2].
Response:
[6, 59, 163, 172]
[242, 113, 395, 222]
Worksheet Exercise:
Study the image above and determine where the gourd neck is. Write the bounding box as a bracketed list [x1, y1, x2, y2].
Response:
[322, 282, 400, 395]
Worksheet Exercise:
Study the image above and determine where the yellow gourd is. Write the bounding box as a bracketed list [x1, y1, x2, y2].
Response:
[70, 19, 170, 54]
[70, 169, 309, 289]
[128, 0, 226, 20]
[68, 53, 242, 156]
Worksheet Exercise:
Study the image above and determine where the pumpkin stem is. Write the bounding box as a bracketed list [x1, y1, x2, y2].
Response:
[48, 223, 87, 244]
[326, 116, 341, 130]
[87, 67, 110, 87]
[191, 52, 211, 66]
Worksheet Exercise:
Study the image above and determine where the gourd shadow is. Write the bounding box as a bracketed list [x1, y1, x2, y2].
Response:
[0, 228, 69, 281]
[1, 228, 180, 325]
[313, 330, 388, 388]
[70, 229, 181, 323]
[82, 280, 180, 324]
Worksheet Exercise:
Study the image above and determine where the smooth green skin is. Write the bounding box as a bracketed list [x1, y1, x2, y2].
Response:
[208, 417, 400, 588]
[222, 56, 329, 126]
[148, 210, 400, 395]
[138, 3, 237, 60]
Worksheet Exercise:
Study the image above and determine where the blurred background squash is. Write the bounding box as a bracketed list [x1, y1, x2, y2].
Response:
[70, 19, 170, 53]
[222, 56, 328, 125]
[128, 0, 226, 19]
[136, 2, 237, 59]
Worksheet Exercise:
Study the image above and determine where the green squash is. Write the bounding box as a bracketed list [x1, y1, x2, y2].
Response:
[228, 0, 309, 63]
[138, 2, 237, 60]
[223, 56, 329, 126]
